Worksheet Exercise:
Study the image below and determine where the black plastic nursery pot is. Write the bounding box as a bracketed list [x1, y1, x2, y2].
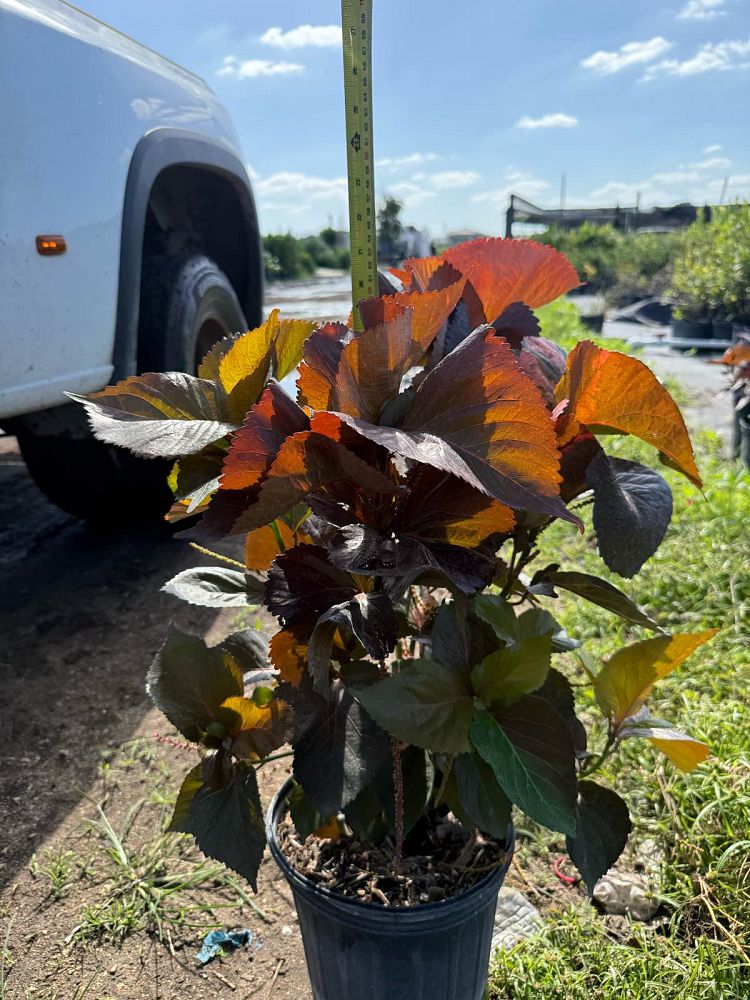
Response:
[671, 318, 713, 341]
[266, 778, 515, 1000]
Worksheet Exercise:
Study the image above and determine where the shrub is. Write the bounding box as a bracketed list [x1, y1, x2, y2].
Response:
[73, 238, 714, 900]
[670, 205, 750, 321]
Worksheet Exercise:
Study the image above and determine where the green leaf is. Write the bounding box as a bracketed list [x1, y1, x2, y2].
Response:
[344, 786, 389, 844]
[288, 780, 325, 841]
[538, 569, 659, 630]
[430, 599, 471, 671]
[471, 633, 551, 707]
[472, 593, 519, 644]
[283, 680, 391, 817]
[147, 628, 242, 742]
[69, 372, 236, 458]
[356, 659, 474, 754]
[566, 780, 632, 894]
[168, 758, 266, 890]
[535, 667, 587, 753]
[162, 567, 265, 608]
[470, 699, 577, 836]
[453, 752, 512, 838]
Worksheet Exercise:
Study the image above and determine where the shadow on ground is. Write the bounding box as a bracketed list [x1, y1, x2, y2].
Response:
[0, 436, 216, 888]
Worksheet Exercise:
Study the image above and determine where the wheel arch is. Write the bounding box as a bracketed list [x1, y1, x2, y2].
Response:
[114, 129, 263, 381]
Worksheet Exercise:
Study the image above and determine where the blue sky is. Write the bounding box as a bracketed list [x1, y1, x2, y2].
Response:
[84, 0, 750, 236]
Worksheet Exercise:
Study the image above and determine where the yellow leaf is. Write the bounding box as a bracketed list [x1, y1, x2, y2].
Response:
[648, 733, 710, 772]
[274, 318, 317, 380]
[594, 630, 718, 725]
[216, 696, 290, 759]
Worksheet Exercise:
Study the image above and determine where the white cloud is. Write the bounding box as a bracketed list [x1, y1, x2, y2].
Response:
[581, 36, 673, 75]
[678, 0, 727, 20]
[254, 171, 347, 201]
[472, 171, 551, 208]
[217, 55, 304, 79]
[376, 152, 439, 169]
[428, 171, 481, 189]
[260, 25, 341, 49]
[703, 143, 723, 153]
[516, 112, 578, 129]
[642, 38, 750, 80]
[688, 156, 732, 169]
[584, 154, 748, 207]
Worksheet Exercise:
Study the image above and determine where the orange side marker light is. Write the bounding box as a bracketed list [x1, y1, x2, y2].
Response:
[36, 235, 67, 256]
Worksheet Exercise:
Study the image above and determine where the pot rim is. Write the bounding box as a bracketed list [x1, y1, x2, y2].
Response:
[265, 776, 515, 916]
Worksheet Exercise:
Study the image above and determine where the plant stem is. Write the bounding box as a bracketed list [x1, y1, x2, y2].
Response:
[391, 739, 405, 874]
[254, 749, 294, 770]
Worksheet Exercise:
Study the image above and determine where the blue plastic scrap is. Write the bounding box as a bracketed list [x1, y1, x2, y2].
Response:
[196, 928, 256, 965]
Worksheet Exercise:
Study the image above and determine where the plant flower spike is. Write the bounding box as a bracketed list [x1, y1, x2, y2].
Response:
[75, 234, 716, 997]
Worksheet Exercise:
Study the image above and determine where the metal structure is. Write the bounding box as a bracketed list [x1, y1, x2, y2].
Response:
[505, 194, 708, 237]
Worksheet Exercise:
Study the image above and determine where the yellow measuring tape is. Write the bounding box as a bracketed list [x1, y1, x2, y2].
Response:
[341, 0, 377, 328]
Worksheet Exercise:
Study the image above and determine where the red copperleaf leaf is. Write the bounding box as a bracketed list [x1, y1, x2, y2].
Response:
[231, 427, 396, 534]
[401, 255, 445, 291]
[492, 302, 541, 349]
[554, 341, 701, 489]
[296, 322, 351, 411]
[221, 382, 309, 491]
[333, 324, 575, 522]
[444, 238, 581, 324]
[265, 544, 357, 627]
[333, 311, 416, 422]
[518, 334, 568, 406]
[395, 465, 515, 546]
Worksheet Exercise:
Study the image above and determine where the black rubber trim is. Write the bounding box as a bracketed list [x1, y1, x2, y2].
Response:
[113, 128, 263, 380]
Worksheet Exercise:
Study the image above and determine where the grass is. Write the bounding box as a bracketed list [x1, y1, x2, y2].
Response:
[488, 434, 750, 999]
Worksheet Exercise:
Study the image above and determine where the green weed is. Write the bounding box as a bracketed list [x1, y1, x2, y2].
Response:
[488, 436, 750, 998]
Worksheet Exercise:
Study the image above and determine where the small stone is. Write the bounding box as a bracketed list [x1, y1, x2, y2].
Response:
[491, 888, 542, 951]
[108, 966, 117, 975]
[280, 925, 293, 936]
[291, 910, 298, 922]
[593, 872, 659, 921]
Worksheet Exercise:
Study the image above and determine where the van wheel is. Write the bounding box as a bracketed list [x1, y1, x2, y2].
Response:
[17, 255, 247, 521]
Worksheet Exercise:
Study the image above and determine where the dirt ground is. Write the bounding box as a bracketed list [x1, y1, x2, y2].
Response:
[0, 342, 731, 1000]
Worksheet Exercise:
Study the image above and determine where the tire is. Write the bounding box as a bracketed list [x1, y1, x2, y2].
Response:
[17, 254, 247, 522]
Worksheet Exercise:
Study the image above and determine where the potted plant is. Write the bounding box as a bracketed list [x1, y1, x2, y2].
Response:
[73, 237, 715, 1000]
[715, 336, 750, 468]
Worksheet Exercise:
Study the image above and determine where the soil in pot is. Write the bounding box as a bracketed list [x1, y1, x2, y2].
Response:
[276, 811, 511, 907]
[267, 778, 514, 1000]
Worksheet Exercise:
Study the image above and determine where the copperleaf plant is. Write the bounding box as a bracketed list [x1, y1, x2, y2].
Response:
[78, 237, 716, 895]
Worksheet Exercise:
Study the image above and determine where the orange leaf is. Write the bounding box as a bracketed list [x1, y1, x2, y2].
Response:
[245, 520, 294, 571]
[270, 628, 308, 685]
[717, 343, 750, 366]
[296, 322, 350, 411]
[554, 341, 701, 488]
[396, 466, 515, 546]
[333, 311, 415, 422]
[401, 255, 445, 290]
[221, 382, 309, 491]
[232, 427, 396, 534]
[443, 238, 580, 323]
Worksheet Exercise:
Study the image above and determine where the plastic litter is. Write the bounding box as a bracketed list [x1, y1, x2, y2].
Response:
[195, 928, 256, 966]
